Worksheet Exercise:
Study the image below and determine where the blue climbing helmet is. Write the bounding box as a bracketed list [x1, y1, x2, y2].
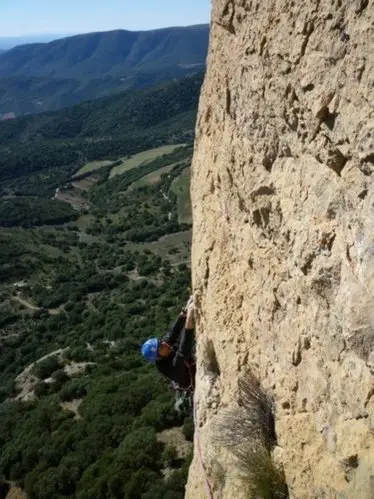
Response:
[141, 338, 159, 363]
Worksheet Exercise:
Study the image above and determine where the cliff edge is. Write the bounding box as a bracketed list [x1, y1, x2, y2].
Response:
[188, 1, 374, 497]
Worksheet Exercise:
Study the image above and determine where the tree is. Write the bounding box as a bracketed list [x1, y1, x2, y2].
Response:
[32, 356, 62, 380]
[123, 468, 160, 499]
[162, 445, 178, 467]
[118, 428, 162, 470]
[183, 416, 194, 442]
[34, 381, 49, 398]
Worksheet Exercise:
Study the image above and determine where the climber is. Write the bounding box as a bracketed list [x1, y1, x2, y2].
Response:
[141, 296, 196, 393]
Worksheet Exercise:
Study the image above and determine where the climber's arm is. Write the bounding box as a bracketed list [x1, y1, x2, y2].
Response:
[173, 305, 195, 362]
[185, 307, 194, 330]
[173, 328, 194, 362]
[161, 312, 186, 346]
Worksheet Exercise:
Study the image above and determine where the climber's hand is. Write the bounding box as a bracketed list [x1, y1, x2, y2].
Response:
[185, 302, 195, 329]
[182, 294, 194, 314]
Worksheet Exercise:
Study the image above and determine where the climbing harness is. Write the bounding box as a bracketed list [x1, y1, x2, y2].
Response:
[173, 361, 195, 415]
[174, 390, 193, 415]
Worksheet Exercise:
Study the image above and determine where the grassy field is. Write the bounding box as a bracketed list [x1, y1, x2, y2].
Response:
[127, 230, 191, 265]
[109, 144, 186, 178]
[128, 163, 177, 191]
[171, 167, 192, 224]
[73, 160, 113, 177]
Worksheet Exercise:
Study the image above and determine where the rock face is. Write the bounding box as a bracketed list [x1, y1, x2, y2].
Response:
[187, 1, 374, 498]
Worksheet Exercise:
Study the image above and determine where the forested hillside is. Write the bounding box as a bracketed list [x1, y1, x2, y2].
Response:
[0, 72, 203, 198]
[0, 69, 197, 498]
[0, 72, 203, 145]
[0, 25, 208, 115]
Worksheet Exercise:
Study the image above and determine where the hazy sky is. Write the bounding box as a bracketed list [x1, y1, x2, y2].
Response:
[0, 0, 211, 37]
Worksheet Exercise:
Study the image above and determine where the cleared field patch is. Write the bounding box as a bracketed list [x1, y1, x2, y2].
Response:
[127, 230, 191, 265]
[55, 187, 88, 210]
[170, 167, 192, 224]
[74, 160, 113, 177]
[128, 163, 177, 191]
[109, 144, 186, 178]
[55, 175, 101, 210]
[71, 175, 101, 191]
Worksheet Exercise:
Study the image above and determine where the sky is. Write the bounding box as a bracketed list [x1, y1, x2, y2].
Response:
[0, 0, 211, 37]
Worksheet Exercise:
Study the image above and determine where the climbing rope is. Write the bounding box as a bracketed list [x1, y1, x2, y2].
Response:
[193, 399, 215, 499]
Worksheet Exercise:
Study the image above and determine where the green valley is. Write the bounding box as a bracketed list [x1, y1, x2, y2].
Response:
[0, 70, 198, 499]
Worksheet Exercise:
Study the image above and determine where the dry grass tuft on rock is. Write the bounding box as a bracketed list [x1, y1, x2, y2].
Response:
[238, 375, 277, 448]
[235, 440, 288, 499]
[213, 373, 288, 499]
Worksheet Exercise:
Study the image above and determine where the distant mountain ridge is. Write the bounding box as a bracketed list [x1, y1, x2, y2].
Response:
[0, 26, 209, 79]
[0, 25, 209, 115]
[0, 33, 71, 50]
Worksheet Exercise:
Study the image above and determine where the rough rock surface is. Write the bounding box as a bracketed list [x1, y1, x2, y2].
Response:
[187, 1, 374, 498]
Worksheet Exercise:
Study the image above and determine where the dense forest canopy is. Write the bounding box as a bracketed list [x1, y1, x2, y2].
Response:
[0, 68, 198, 498]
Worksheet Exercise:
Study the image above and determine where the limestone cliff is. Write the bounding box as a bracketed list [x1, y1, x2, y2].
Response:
[187, 1, 374, 498]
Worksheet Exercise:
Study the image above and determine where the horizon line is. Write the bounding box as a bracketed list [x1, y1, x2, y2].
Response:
[0, 23, 210, 40]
